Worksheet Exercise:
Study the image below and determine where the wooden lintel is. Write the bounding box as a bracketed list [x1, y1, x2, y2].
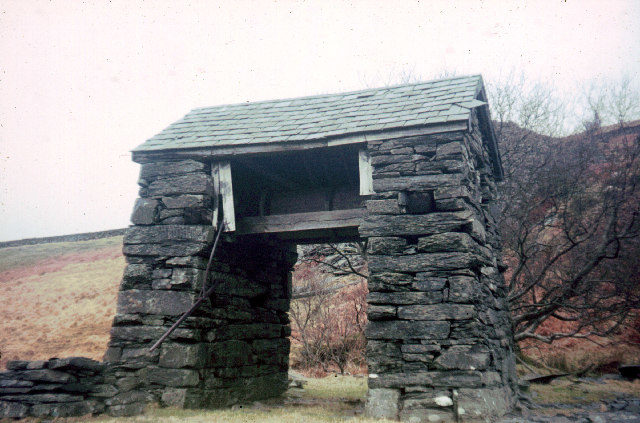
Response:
[235, 208, 365, 235]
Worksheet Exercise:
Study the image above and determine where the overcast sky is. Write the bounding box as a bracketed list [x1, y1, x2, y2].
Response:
[1, 0, 639, 242]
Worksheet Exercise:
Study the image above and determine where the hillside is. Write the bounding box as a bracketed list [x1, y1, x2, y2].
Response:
[0, 236, 125, 369]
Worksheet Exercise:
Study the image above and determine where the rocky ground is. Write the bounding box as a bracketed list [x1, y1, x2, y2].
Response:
[498, 375, 640, 423]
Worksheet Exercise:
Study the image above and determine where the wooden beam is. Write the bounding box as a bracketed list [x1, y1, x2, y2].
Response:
[359, 149, 374, 195]
[218, 161, 236, 232]
[235, 208, 365, 235]
[210, 163, 220, 229]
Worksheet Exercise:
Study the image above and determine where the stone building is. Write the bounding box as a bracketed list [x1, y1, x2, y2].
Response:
[0, 75, 518, 421]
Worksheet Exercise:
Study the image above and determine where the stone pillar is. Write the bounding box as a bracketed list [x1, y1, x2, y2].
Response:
[105, 159, 296, 415]
[360, 113, 518, 422]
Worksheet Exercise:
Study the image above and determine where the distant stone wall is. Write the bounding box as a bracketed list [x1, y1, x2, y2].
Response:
[0, 228, 126, 249]
[360, 109, 518, 421]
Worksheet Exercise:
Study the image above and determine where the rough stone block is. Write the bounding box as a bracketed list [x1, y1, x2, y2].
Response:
[373, 173, 462, 192]
[413, 274, 447, 291]
[417, 232, 481, 254]
[147, 173, 212, 197]
[159, 343, 206, 368]
[367, 305, 397, 320]
[360, 211, 472, 237]
[457, 387, 512, 420]
[365, 388, 399, 420]
[366, 320, 450, 340]
[434, 345, 491, 370]
[131, 198, 158, 225]
[399, 407, 455, 423]
[140, 160, 206, 179]
[123, 242, 208, 257]
[144, 367, 200, 387]
[24, 360, 47, 370]
[0, 401, 28, 418]
[110, 326, 166, 342]
[48, 357, 105, 373]
[401, 344, 441, 354]
[166, 256, 207, 268]
[122, 263, 152, 285]
[448, 275, 477, 303]
[397, 304, 475, 321]
[209, 340, 253, 367]
[117, 290, 193, 316]
[436, 141, 465, 160]
[369, 252, 488, 273]
[20, 369, 75, 384]
[30, 400, 102, 418]
[5, 361, 29, 370]
[105, 390, 153, 406]
[124, 225, 213, 245]
[368, 291, 443, 305]
[366, 199, 403, 215]
[402, 390, 453, 409]
[367, 237, 407, 255]
[161, 388, 188, 407]
[368, 272, 413, 292]
[163, 194, 206, 209]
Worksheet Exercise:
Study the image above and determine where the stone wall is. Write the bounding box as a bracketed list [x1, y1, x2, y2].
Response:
[0, 358, 115, 419]
[106, 158, 297, 412]
[360, 110, 518, 421]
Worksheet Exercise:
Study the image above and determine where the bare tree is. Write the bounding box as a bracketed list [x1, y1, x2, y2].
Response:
[490, 76, 640, 345]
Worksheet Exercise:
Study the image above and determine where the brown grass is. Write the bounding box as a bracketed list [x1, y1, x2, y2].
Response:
[0, 237, 124, 368]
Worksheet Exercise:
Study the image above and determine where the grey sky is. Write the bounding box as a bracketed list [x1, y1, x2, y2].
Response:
[1, 0, 639, 241]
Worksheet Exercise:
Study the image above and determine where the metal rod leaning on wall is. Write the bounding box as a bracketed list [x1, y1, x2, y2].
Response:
[149, 220, 226, 352]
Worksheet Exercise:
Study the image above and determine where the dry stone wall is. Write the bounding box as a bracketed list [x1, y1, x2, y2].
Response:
[0, 358, 116, 419]
[106, 158, 297, 412]
[361, 110, 518, 422]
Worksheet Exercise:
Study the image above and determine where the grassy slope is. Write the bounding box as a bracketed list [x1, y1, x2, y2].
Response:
[0, 236, 125, 368]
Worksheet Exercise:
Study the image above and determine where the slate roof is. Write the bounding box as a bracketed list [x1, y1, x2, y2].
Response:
[134, 75, 488, 152]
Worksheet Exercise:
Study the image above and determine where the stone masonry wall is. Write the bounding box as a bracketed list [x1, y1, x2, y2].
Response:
[360, 110, 518, 422]
[0, 358, 113, 419]
[106, 158, 297, 413]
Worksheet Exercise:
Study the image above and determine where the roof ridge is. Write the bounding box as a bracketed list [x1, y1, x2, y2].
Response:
[190, 74, 482, 112]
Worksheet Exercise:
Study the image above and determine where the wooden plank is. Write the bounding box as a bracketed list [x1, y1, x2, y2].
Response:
[219, 161, 236, 232]
[210, 162, 220, 229]
[359, 149, 374, 195]
[235, 208, 365, 235]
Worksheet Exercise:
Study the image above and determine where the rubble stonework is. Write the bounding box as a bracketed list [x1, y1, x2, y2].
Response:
[1, 108, 518, 421]
[360, 110, 518, 421]
[107, 158, 297, 412]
